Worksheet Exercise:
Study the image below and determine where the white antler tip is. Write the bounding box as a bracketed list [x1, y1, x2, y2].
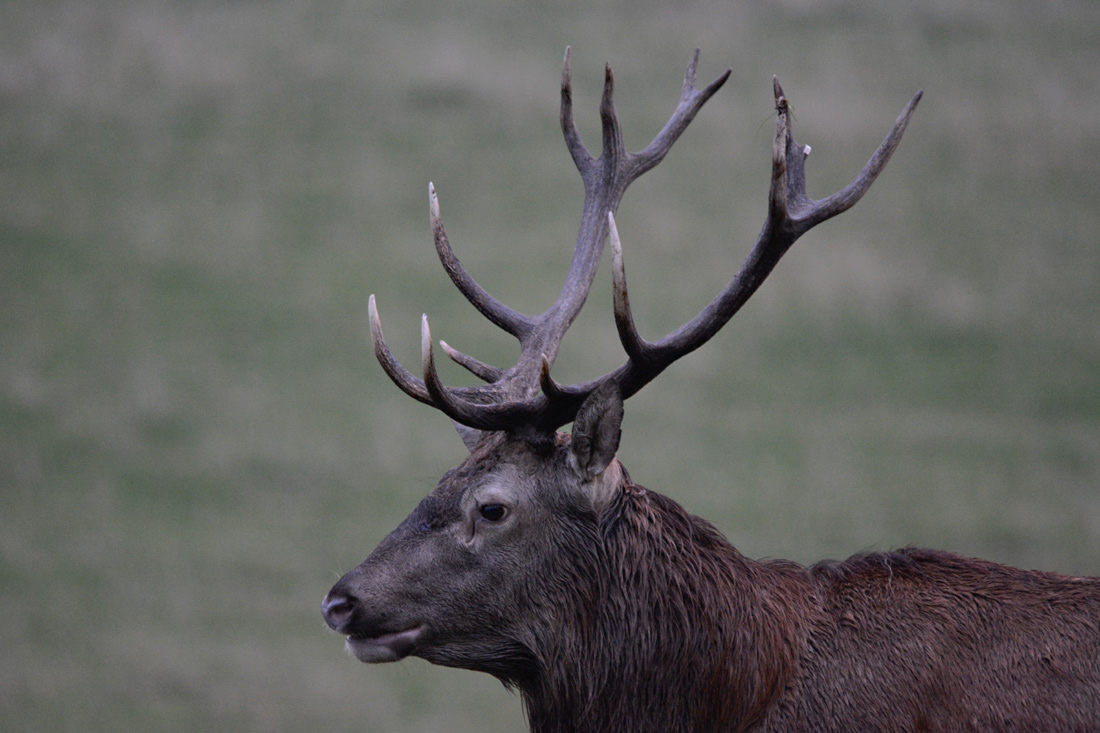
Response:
[538, 353, 554, 387]
[429, 183, 440, 218]
[420, 315, 432, 363]
[608, 212, 623, 261]
[368, 294, 381, 332]
[440, 339, 460, 361]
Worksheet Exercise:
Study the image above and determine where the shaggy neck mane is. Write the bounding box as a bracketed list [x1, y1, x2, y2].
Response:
[518, 476, 809, 733]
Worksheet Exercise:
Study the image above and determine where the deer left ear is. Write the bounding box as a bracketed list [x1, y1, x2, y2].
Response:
[451, 420, 486, 453]
[570, 381, 624, 481]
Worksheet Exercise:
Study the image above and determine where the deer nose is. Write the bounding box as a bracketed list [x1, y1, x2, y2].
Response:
[322, 590, 356, 632]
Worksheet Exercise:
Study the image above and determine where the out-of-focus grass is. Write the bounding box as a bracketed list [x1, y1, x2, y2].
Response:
[2, 0, 1098, 731]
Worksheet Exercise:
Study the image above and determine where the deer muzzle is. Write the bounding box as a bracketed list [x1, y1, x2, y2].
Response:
[321, 589, 423, 663]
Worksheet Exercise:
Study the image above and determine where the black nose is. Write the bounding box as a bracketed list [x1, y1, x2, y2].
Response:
[322, 590, 356, 632]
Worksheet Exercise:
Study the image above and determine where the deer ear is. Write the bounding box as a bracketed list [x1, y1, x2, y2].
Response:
[570, 381, 623, 481]
[451, 420, 485, 453]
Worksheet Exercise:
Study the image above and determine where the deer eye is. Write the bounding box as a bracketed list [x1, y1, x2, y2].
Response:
[478, 503, 507, 522]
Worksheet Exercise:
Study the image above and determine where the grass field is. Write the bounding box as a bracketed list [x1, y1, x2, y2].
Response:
[2, 1, 1099, 730]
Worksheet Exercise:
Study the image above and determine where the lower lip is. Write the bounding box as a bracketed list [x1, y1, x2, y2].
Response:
[345, 625, 422, 663]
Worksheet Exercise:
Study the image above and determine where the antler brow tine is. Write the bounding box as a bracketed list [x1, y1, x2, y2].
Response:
[419, 314, 475, 425]
[367, 294, 432, 404]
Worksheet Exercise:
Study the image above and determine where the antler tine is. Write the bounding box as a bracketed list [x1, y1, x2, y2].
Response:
[440, 340, 504, 383]
[430, 183, 532, 339]
[598, 63, 625, 175]
[608, 212, 647, 362]
[368, 295, 432, 404]
[420, 315, 522, 430]
[632, 51, 732, 179]
[419, 315, 456, 414]
[538, 354, 568, 402]
[560, 47, 592, 174]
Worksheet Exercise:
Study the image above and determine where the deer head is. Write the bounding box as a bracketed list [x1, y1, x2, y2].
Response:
[323, 47, 919, 701]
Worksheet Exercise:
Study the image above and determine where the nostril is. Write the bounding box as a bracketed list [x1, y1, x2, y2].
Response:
[322, 591, 356, 632]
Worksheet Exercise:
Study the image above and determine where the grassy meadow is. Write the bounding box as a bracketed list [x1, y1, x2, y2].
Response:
[2, 0, 1099, 730]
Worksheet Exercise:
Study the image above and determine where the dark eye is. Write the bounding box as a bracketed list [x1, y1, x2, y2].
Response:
[479, 503, 507, 522]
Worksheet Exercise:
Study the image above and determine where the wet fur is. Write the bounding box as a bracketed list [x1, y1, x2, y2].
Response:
[518, 471, 1100, 732]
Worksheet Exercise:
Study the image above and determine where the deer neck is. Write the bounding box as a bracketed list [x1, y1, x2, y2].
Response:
[520, 482, 806, 733]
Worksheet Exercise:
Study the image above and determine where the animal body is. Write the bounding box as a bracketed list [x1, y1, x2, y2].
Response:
[323, 49, 1100, 732]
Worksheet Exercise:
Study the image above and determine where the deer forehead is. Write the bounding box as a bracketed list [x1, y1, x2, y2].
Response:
[462, 465, 529, 505]
[441, 438, 591, 509]
[435, 450, 539, 501]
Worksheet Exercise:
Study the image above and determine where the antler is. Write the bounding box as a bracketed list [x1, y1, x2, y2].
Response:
[369, 49, 921, 436]
[604, 78, 923, 400]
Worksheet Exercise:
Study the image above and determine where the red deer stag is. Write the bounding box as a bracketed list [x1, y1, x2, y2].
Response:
[323, 49, 1100, 732]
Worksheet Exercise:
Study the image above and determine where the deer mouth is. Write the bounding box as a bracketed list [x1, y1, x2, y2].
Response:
[345, 625, 423, 663]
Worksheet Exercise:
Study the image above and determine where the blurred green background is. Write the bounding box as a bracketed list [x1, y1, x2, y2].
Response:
[2, 0, 1098, 730]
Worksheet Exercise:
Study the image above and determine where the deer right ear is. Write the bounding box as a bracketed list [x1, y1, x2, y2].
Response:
[569, 381, 624, 481]
[451, 420, 485, 453]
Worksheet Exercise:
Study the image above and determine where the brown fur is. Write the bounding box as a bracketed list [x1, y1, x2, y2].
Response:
[519, 477, 1100, 732]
